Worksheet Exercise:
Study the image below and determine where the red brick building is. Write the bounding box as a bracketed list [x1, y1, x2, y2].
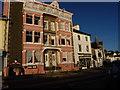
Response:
[3, 1, 78, 76]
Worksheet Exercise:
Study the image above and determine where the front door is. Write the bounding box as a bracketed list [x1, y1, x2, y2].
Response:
[44, 50, 57, 70]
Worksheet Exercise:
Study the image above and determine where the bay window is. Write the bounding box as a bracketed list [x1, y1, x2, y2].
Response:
[66, 23, 69, 31]
[44, 35, 49, 45]
[60, 22, 64, 30]
[51, 22, 55, 31]
[44, 21, 48, 30]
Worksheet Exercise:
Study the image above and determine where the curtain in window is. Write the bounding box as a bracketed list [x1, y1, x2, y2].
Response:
[34, 51, 41, 63]
[26, 51, 32, 63]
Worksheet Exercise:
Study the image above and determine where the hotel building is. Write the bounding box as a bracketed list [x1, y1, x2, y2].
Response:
[3, 1, 77, 76]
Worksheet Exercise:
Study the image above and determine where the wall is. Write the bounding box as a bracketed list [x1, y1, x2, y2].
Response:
[0, 21, 6, 50]
[8, 2, 23, 64]
[73, 32, 92, 64]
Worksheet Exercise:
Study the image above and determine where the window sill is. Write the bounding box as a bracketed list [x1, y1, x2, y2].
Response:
[22, 63, 44, 66]
[24, 23, 42, 27]
[61, 62, 74, 64]
[24, 42, 42, 44]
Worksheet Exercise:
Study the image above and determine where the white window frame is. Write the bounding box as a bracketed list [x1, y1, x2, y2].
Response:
[44, 34, 49, 45]
[66, 23, 69, 31]
[60, 22, 65, 30]
[51, 22, 55, 31]
[26, 14, 33, 25]
[51, 36, 56, 46]
[34, 32, 40, 43]
[34, 15, 40, 25]
[44, 21, 48, 30]
[26, 30, 33, 43]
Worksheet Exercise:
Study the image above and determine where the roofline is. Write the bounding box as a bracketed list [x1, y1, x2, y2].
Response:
[34, 1, 73, 15]
[73, 29, 91, 36]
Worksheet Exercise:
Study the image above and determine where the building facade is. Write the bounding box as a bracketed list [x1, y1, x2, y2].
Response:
[91, 37, 105, 67]
[105, 51, 120, 62]
[0, 16, 9, 76]
[73, 24, 92, 69]
[3, 1, 77, 76]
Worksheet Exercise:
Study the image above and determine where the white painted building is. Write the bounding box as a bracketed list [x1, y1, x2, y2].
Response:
[92, 48, 104, 67]
[73, 24, 92, 69]
[105, 52, 120, 62]
[91, 37, 105, 67]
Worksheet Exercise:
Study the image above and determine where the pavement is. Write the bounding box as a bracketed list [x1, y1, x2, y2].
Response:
[2, 67, 120, 89]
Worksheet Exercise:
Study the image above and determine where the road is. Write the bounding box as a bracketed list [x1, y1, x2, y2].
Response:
[2, 67, 120, 89]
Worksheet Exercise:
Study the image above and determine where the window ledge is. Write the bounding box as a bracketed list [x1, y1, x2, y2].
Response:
[22, 63, 44, 66]
[61, 62, 74, 64]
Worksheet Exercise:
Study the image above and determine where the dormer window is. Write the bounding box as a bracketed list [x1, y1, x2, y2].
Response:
[50, 0, 59, 9]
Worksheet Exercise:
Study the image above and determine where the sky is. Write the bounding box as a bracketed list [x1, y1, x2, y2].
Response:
[0, 1, 119, 52]
[58, 2, 118, 52]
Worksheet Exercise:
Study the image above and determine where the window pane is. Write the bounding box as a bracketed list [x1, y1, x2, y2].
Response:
[26, 14, 32, 24]
[61, 39, 65, 45]
[44, 35, 49, 44]
[86, 46, 89, 52]
[79, 45, 82, 52]
[51, 39, 54, 45]
[26, 31, 32, 42]
[34, 16, 40, 25]
[51, 22, 55, 31]
[66, 23, 69, 31]
[67, 39, 70, 45]
[44, 21, 48, 30]
[62, 52, 66, 62]
[86, 37, 88, 41]
[60, 22, 64, 30]
[51, 36, 55, 45]
[78, 35, 80, 40]
[26, 51, 32, 63]
[34, 32, 40, 43]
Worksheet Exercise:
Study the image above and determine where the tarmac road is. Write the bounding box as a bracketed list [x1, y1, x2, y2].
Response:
[2, 67, 120, 89]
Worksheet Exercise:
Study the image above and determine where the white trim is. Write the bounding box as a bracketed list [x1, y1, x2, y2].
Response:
[44, 21, 49, 30]
[43, 47, 61, 51]
[61, 62, 74, 64]
[22, 63, 44, 66]
[22, 50, 26, 52]
[23, 42, 42, 44]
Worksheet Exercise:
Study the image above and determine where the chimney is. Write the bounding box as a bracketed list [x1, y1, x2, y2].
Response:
[73, 24, 80, 31]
